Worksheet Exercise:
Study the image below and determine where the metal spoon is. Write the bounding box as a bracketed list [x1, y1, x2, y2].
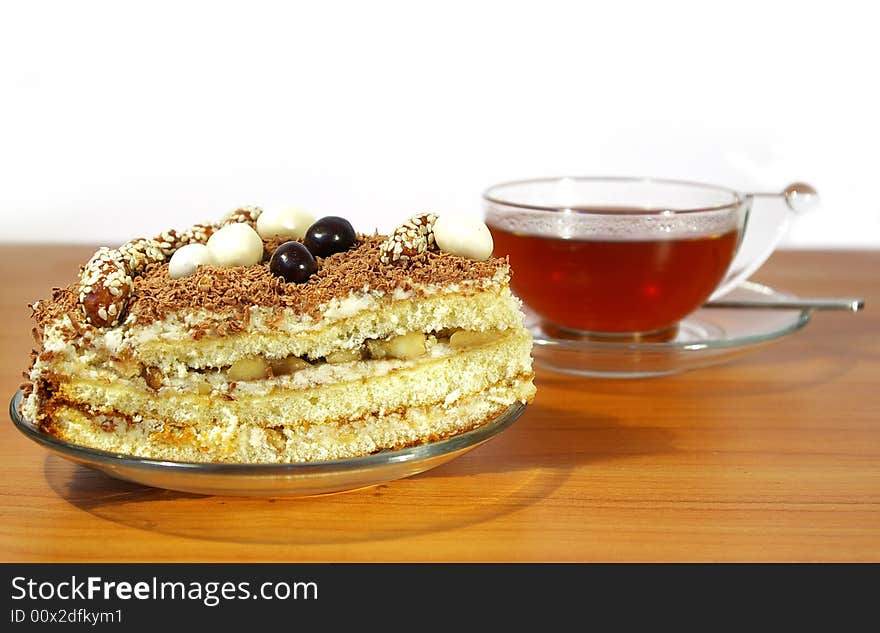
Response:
[705, 297, 865, 311]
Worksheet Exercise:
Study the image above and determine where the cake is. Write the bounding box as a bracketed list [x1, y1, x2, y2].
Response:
[21, 207, 535, 463]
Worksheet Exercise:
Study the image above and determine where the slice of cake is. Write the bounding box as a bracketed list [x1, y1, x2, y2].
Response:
[21, 207, 535, 463]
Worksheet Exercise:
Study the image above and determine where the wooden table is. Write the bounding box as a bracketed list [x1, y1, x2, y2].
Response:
[1, 245, 877, 562]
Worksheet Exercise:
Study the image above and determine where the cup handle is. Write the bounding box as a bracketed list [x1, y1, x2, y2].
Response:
[709, 182, 819, 300]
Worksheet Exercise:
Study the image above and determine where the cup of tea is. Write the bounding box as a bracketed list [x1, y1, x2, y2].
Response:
[483, 176, 815, 340]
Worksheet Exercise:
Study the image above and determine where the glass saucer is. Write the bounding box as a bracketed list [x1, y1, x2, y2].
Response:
[8, 390, 526, 497]
[526, 281, 812, 378]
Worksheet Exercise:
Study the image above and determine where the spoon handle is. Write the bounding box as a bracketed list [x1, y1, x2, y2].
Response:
[705, 297, 865, 311]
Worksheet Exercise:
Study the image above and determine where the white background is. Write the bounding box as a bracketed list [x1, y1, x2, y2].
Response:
[1, 0, 878, 248]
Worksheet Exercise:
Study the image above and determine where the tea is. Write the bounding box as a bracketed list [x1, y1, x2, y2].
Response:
[490, 224, 739, 334]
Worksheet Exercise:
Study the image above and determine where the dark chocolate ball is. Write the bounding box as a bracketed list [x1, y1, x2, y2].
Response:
[303, 216, 356, 258]
[269, 241, 318, 284]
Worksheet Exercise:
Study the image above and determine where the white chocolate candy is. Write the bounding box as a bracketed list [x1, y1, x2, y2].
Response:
[256, 206, 316, 240]
[433, 214, 494, 261]
[206, 223, 264, 268]
[168, 243, 216, 279]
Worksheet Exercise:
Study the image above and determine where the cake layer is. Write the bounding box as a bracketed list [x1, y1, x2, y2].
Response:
[132, 285, 525, 370]
[28, 328, 533, 429]
[36, 282, 524, 374]
[40, 377, 535, 463]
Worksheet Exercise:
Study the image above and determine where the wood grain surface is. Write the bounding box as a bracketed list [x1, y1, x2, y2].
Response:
[1, 245, 877, 562]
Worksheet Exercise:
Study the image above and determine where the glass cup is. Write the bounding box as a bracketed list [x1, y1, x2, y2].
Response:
[483, 176, 815, 341]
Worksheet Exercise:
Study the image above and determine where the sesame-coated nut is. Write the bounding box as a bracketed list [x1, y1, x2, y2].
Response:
[157, 223, 218, 253]
[379, 213, 438, 265]
[78, 248, 134, 327]
[151, 230, 181, 258]
[178, 223, 216, 246]
[222, 206, 263, 228]
[118, 238, 167, 273]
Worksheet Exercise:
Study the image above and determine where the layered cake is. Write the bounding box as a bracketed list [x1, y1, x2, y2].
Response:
[21, 207, 535, 462]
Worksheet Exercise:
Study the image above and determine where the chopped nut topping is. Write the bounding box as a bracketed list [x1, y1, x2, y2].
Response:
[227, 356, 270, 381]
[269, 356, 311, 376]
[325, 349, 363, 364]
[449, 330, 500, 350]
[367, 332, 427, 360]
[142, 366, 164, 390]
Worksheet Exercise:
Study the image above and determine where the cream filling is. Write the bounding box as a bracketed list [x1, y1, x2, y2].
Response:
[32, 329, 515, 397]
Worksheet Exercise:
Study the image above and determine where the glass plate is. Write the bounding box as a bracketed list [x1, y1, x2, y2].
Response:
[527, 281, 812, 378]
[8, 390, 526, 497]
